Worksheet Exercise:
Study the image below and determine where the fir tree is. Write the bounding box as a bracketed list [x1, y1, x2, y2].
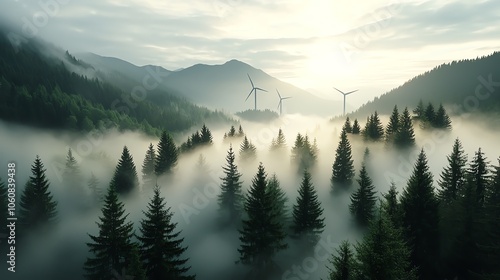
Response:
[142, 143, 157, 189]
[355, 207, 417, 280]
[88, 172, 104, 206]
[84, 185, 134, 280]
[126, 244, 147, 280]
[424, 102, 436, 125]
[438, 138, 467, 204]
[238, 163, 287, 269]
[434, 104, 452, 129]
[327, 240, 354, 280]
[468, 148, 491, 208]
[343, 117, 352, 133]
[239, 136, 257, 161]
[292, 170, 325, 245]
[382, 182, 402, 229]
[228, 125, 236, 137]
[400, 149, 439, 279]
[331, 128, 355, 191]
[394, 107, 415, 148]
[413, 99, 425, 120]
[218, 145, 244, 224]
[238, 125, 245, 136]
[155, 131, 178, 175]
[110, 146, 139, 195]
[351, 119, 361, 134]
[200, 123, 213, 144]
[63, 148, 85, 200]
[363, 112, 384, 141]
[349, 164, 377, 227]
[138, 187, 195, 280]
[19, 156, 58, 231]
[385, 105, 400, 142]
[270, 128, 287, 151]
[266, 174, 289, 228]
[291, 133, 317, 172]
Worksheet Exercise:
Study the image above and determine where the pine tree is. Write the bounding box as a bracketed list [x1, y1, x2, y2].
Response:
[155, 131, 178, 175]
[355, 207, 417, 280]
[126, 244, 147, 280]
[394, 107, 415, 148]
[218, 145, 244, 224]
[266, 174, 289, 228]
[327, 240, 354, 280]
[351, 119, 361, 134]
[238, 125, 244, 136]
[343, 117, 352, 133]
[438, 138, 467, 204]
[424, 102, 435, 125]
[88, 172, 104, 206]
[292, 170, 325, 245]
[138, 187, 195, 280]
[228, 125, 236, 137]
[238, 163, 287, 269]
[200, 123, 213, 144]
[400, 149, 439, 279]
[110, 146, 139, 195]
[349, 164, 377, 227]
[331, 128, 355, 191]
[142, 143, 156, 189]
[413, 99, 425, 120]
[433, 104, 452, 129]
[239, 136, 257, 161]
[363, 112, 384, 141]
[385, 105, 400, 142]
[468, 148, 491, 208]
[63, 148, 84, 197]
[291, 133, 317, 172]
[270, 128, 287, 151]
[19, 156, 58, 231]
[84, 185, 134, 280]
[382, 182, 402, 229]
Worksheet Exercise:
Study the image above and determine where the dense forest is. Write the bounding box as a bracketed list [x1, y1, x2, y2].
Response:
[0, 31, 232, 135]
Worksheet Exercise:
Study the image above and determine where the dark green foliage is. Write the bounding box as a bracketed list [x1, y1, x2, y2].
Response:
[270, 128, 287, 151]
[349, 164, 377, 227]
[142, 143, 157, 189]
[155, 131, 178, 175]
[63, 148, 85, 202]
[351, 119, 361, 134]
[138, 187, 195, 280]
[239, 136, 257, 161]
[413, 99, 425, 120]
[266, 174, 289, 228]
[343, 117, 352, 133]
[292, 170, 325, 245]
[385, 105, 399, 142]
[394, 107, 415, 148]
[218, 146, 244, 224]
[236, 109, 279, 122]
[291, 133, 317, 172]
[433, 104, 452, 129]
[19, 156, 58, 231]
[126, 244, 147, 280]
[362, 111, 384, 141]
[438, 138, 467, 204]
[354, 208, 417, 280]
[400, 149, 439, 279]
[180, 124, 214, 152]
[382, 182, 402, 229]
[110, 146, 139, 195]
[84, 185, 134, 280]
[331, 129, 355, 191]
[200, 124, 213, 144]
[224, 125, 244, 141]
[238, 163, 287, 268]
[423, 102, 436, 125]
[327, 240, 355, 280]
[468, 148, 491, 207]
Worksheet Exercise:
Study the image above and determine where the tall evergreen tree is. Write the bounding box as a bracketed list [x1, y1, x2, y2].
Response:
[142, 143, 157, 189]
[200, 123, 213, 144]
[363, 112, 384, 141]
[349, 164, 377, 227]
[239, 136, 257, 161]
[63, 148, 85, 198]
[88, 172, 104, 206]
[110, 146, 139, 195]
[351, 119, 361, 135]
[423, 102, 435, 125]
[343, 117, 352, 133]
[468, 148, 491, 208]
[433, 104, 452, 129]
[438, 138, 467, 204]
[270, 128, 287, 151]
[331, 128, 355, 191]
[155, 131, 178, 175]
[291, 133, 317, 172]
[138, 187, 195, 280]
[238, 163, 287, 270]
[382, 182, 402, 229]
[400, 149, 439, 279]
[327, 240, 355, 280]
[228, 125, 237, 137]
[394, 107, 415, 148]
[385, 105, 400, 142]
[19, 156, 58, 231]
[84, 185, 134, 280]
[218, 145, 244, 224]
[413, 99, 425, 120]
[238, 125, 245, 136]
[266, 174, 289, 228]
[292, 170, 325, 245]
[126, 244, 147, 280]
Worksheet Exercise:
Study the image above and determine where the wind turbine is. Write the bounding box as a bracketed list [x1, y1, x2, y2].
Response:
[245, 74, 267, 110]
[333, 87, 358, 116]
[276, 89, 291, 116]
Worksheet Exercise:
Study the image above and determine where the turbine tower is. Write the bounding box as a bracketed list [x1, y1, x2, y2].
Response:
[276, 89, 291, 116]
[333, 87, 358, 116]
[245, 74, 267, 110]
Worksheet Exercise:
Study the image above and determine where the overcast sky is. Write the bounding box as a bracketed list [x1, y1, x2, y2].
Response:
[2, 0, 500, 107]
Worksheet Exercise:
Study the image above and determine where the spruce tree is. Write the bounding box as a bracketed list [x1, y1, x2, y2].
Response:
[438, 138, 467, 204]
[400, 149, 439, 279]
[382, 182, 402, 229]
[468, 148, 491, 208]
[413, 99, 425, 120]
[343, 117, 352, 133]
[239, 136, 257, 161]
[349, 164, 377, 227]
[238, 125, 245, 136]
[327, 240, 354, 280]
[88, 172, 104, 206]
[266, 174, 289, 228]
[138, 187, 195, 280]
[200, 123, 213, 144]
[355, 207, 417, 280]
[126, 244, 147, 280]
[110, 146, 139, 195]
[394, 107, 415, 148]
[292, 170, 325, 245]
[238, 163, 287, 269]
[385, 105, 399, 142]
[270, 128, 287, 151]
[228, 125, 236, 137]
[19, 156, 58, 231]
[434, 104, 452, 129]
[155, 131, 178, 175]
[331, 128, 355, 191]
[351, 119, 361, 134]
[218, 145, 244, 224]
[142, 143, 156, 189]
[84, 185, 134, 280]
[63, 148, 83, 187]
[424, 102, 435, 125]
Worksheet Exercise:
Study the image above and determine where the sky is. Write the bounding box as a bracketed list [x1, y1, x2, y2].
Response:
[1, 0, 500, 107]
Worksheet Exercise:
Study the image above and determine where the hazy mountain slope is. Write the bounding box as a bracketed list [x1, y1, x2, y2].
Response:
[350, 52, 500, 117]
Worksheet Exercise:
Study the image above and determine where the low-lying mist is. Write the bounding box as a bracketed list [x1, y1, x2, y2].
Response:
[0, 112, 499, 279]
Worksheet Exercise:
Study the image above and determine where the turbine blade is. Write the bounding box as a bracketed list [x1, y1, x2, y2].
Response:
[276, 89, 281, 99]
[344, 90, 359, 95]
[247, 73, 254, 88]
[277, 100, 281, 109]
[245, 90, 253, 101]
[256, 87, 267, 92]
[333, 87, 345, 95]
[282, 97, 292, 100]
